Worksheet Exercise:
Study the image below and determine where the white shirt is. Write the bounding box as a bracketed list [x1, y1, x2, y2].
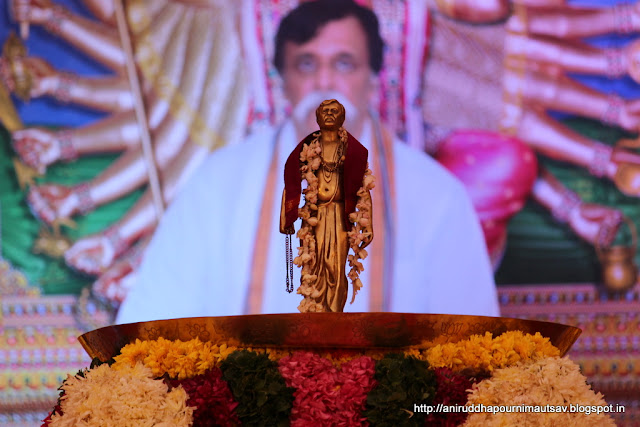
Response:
[117, 121, 498, 323]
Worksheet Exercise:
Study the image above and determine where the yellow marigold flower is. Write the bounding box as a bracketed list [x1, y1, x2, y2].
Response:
[362, 349, 386, 361]
[315, 349, 368, 366]
[425, 331, 559, 374]
[402, 348, 422, 359]
[266, 348, 295, 361]
[113, 337, 235, 379]
[112, 339, 152, 370]
[216, 343, 239, 361]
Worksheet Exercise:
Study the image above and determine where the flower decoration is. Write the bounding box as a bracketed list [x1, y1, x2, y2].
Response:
[41, 403, 62, 426]
[265, 347, 296, 361]
[168, 367, 240, 427]
[219, 350, 294, 426]
[46, 363, 192, 426]
[425, 367, 476, 426]
[346, 164, 374, 301]
[295, 135, 322, 313]
[317, 348, 372, 365]
[113, 337, 237, 379]
[335, 355, 378, 424]
[463, 356, 616, 426]
[278, 352, 376, 426]
[364, 353, 437, 426]
[42, 334, 611, 426]
[425, 331, 560, 374]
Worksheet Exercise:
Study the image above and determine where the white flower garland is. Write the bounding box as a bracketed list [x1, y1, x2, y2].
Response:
[294, 128, 375, 312]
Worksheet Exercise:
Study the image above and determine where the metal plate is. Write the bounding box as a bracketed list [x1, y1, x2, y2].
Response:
[79, 313, 581, 361]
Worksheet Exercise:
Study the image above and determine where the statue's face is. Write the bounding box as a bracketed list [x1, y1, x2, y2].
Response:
[281, 16, 375, 134]
[317, 101, 345, 130]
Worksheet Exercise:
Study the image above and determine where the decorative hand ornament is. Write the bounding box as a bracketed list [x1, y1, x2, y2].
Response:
[280, 100, 375, 313]
[93, 262, 137, 305]
[64, 227, 127, 276]
[26, 182, 93, 225]
[607, 149, 640, 197]
[9, 0, 55, 26]
[568, 203, 623, 247]
[92, 240, 146, 305]
[9, 0, 62, 39]
[11, 128, 72, 173]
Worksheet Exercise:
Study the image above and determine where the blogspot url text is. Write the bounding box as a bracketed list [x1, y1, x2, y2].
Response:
[413, 403, 625, 415]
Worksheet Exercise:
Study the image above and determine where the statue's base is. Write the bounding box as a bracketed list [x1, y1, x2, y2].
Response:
[79, 312, 581, 361]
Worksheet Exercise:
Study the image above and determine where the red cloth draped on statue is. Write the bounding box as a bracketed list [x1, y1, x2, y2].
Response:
[283, 132, 368, 231]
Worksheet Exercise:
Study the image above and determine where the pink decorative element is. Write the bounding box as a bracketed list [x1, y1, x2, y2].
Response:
[278, 352, 377, 426]
[57, 130, 77, 161]
[44, 5, 68, 35]
[596, 208, 623, 248]
[72, 183, 95, 215]
[605, 48, 626, 78]
[614, 3, 635, 35]
[167, 368, 240, 426]
[601, 94, 624, 127]
[436, 130, 538, 264]
[53, 73, 74, 104]
[0, 58, 13, 91]
[104, 227, 128, 258]
[92, 242, 144, 305]
[551, 189, 581, 223]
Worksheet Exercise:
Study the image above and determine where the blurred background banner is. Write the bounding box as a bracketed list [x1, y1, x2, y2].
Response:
[2, 0, 640, 424]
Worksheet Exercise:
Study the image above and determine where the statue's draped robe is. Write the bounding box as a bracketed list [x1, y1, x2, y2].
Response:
[313, 184, 348, 311]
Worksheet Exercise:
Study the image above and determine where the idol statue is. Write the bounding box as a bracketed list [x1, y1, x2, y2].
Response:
[280, 99, 374, 313]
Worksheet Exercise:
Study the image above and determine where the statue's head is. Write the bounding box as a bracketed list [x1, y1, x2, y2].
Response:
[316, 99, 345, 131]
